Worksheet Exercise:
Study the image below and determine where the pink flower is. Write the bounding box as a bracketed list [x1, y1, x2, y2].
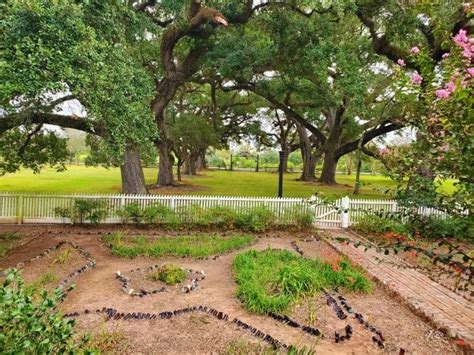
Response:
[462, 47, 472, 58]
[435, 89, 450, 99]
[467, 68, 474, 77]
[410, 46, 420, 54]
[454, 29, 468, 46]
[397, 59, 406, 66]
[410, 72, 423, 85]
[379, 147, 389, 156]
[437, 156, 444, 161]
[440, 144, 450, 152]
[429, 116, 438, 124]
[442, 53, 450, 59]
[446, 81, 456, 93]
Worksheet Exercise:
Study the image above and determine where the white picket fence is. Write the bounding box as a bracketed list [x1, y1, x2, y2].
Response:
[0, 192, 451, 228]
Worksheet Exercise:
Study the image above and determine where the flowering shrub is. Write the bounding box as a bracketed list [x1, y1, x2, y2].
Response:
[385, 24, 473, 218]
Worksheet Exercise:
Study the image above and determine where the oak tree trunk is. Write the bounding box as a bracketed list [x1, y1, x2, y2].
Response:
[121, 145, 148, 194]
[320, 147, 339, 185]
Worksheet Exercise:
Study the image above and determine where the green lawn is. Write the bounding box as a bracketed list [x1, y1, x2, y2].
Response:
[0, 165, 455, 199]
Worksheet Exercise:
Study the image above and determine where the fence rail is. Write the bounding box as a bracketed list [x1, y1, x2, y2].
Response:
[0, 192, 453, 228]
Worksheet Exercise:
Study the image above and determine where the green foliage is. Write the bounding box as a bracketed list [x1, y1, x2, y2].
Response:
[118, 203, 143, 224]
[73, 199, 106, 225]
[53, 206, 71, 219]
[0, 128, 71, 175]
[354, 215, 409, 236]
[233, 249, 372, 314]
[235, 207, 275, 232]
[405, 215, 473, 241]
[149, 264, 187, 285]
[103, 233, 255, 259]
[0, 232, 20, 259]
[52, 248, 73, 265]
[143, 204, 179, 226]
[0, 268, 84, 353]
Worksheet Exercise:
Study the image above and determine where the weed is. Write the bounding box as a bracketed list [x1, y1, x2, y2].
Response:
[232, 249, 372, 314]
[52, 248, 73, 265]
[0, 232, 20, 259]
[87, 321, 128, 353]
[148, 264, 187, 285]
[224, 337, 275, 354]
[38, 272, 58, 286]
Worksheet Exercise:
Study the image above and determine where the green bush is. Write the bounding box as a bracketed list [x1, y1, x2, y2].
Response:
[206, 206, 236, 228]
[354, 214, 409, 236]
[0, 269, 86, 353]
[235, 207, 275, 232]
[233, 249, 372, 314]
[142, 204, 179, 226]
[406, 215, 473, 240]
[118, 203, 143, 224]
[73, 199, 106, 225]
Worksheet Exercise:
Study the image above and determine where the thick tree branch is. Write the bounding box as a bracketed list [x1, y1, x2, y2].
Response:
[1, 112, 105, 136]
[335, 121, 402, 159]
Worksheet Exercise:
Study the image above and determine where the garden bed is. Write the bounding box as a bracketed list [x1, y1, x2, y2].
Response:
[0, 225, 463, 354]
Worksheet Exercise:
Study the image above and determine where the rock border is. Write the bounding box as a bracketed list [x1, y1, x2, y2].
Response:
[64, 305, 291, 350]
[116, 265, 205, 297]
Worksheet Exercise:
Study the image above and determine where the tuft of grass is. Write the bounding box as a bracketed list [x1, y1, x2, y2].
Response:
[87, 322, 129, 353]
[38, 272, 58, 286]
[232, 249, 372, 314]
[52, 248, 73, 265]
[224, 337, 276, 355]
[103, 233, 255, 259]
[148, 264, 187, 285]
[0, 232, 20, 259]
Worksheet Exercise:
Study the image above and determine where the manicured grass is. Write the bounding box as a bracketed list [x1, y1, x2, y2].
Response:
[232, 249, 372, 314]
[103, 233, 255, 258]
[0, 165, 456, 199]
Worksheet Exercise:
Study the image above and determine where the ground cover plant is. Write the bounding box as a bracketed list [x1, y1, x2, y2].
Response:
[232, 249, 372, 314]
[103, 233, 255, 259]
[149, 264, 187, 285]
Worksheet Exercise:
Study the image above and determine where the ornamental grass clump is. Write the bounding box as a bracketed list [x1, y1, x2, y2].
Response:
[233, 249, 372, 314]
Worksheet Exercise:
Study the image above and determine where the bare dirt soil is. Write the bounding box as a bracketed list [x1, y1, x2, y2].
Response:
[0, 225, 464, 354]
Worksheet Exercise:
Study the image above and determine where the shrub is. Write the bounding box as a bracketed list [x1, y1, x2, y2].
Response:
[233, 249, 372, 314]
[285, 207, 314, 228]
[143, 204, 179, 226]
[73, 199, 106, 225]
[0, 269, 85, 353]
[206, 206, 236, 228]
[118, 203, 143, 224]
[354, 214, 409, 236]
[149, 264, 187, 285]
[53, 207, 71, 220]
[235, 207, 275, 232]
[406, 215, 473, 240]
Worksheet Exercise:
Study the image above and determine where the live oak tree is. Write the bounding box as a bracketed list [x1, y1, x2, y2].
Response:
[209, 6, 402, 184]
[0, 0, 156, 193]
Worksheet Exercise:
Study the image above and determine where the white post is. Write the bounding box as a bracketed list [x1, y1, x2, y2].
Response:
[341, 196, 350, 228]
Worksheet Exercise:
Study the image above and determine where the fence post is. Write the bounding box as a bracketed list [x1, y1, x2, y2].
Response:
[340, 196, 350, 228]
[17, 195, 24, 225]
